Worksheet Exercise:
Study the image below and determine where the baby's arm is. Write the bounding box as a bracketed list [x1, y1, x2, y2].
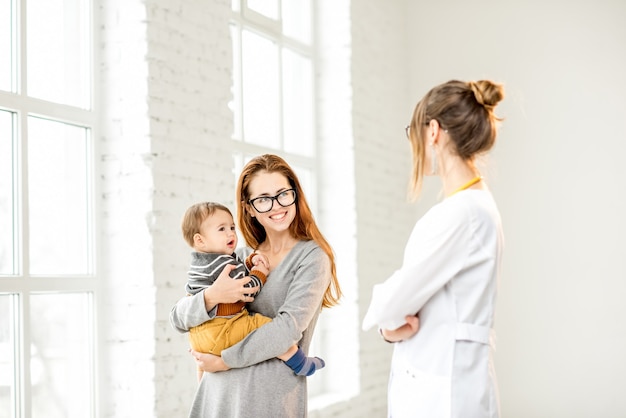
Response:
[243, 252, 269, 297]
[247, 252, 269, 276]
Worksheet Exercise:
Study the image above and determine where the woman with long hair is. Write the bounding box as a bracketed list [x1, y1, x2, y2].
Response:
[171, 154, 341, 417]
[363, 80, 505, 417]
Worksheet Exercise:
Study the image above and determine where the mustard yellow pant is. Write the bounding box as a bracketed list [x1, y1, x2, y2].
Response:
[189, 308, 272, 355]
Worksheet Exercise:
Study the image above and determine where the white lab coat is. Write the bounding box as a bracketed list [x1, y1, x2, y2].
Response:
[363, 189, 503, 418]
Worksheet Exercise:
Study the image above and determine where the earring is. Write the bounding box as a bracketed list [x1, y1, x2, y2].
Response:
[430, 144, 437, 175]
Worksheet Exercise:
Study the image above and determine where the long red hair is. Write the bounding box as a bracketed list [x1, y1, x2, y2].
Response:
[236, 154, 342, 308]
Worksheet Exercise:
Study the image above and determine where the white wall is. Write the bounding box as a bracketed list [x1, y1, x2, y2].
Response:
[96, 0, 626, 417]
[407, 1, 626, 417]
[99, 0, 234, 416]
[350, 0, 416, 416]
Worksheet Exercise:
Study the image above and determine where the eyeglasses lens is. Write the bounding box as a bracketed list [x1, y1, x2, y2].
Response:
[251, 189, 296, 213]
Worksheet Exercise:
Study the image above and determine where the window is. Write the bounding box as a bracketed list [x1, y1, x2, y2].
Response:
[230, 0, 316, 187]
[0, 0, 96, 417]
[231, 0, 332, 396]
[231, 1, 360, 408]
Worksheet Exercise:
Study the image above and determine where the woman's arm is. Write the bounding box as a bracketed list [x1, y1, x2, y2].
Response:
[221, 244, 330, 368]
[169, 264, 257, 332]
[169, 291, 212, 333]
[204, 264, 258, 306]
[189, 349, 230, 372]
[380, 314, 420, 342]
[362, 203, 469, 331]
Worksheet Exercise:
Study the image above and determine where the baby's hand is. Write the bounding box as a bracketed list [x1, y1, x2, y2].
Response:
[252, 253, 270, 270]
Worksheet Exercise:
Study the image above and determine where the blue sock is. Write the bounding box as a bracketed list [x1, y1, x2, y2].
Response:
[284, 347, 325, 377]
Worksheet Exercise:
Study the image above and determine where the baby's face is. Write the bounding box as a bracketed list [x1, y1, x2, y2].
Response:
[194, 209, 238, 254]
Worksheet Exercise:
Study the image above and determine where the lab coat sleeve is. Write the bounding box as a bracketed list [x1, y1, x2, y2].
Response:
[362, 202, 470, 331]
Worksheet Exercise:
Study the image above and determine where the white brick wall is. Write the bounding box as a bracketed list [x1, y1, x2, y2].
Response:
[99, 0, 234, 416]
[351, 1, 416, 416]
[147, 1, 234, 416]
[98, 0, 414, 417]
[94, 1, 626, 417]
[99, 1, 155, 416]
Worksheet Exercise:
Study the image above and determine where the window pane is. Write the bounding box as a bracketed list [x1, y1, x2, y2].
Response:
[247, 0, 278, 20]
[27, 0, 90, 108]
[28, 117, 90, 275]
[283, 48, 314, 157]
[0, 0, 12, 92]
[242, 30, 279, 148]
[283, 0, 311, 44]
[0, 294, 18, 418]
[31, 293, 93, 418]
[0, 111, 14, 275]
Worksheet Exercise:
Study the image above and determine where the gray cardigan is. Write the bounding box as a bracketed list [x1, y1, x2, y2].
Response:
[169, 240, 331, 418]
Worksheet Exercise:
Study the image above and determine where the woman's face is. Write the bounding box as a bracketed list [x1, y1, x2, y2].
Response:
[247, 171, 297, 235]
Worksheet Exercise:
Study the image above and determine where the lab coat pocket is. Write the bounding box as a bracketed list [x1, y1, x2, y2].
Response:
[388, 361, 450, 418]
[452, 323, 498, 418]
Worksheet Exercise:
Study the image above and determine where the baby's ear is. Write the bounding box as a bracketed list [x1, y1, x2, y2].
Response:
[193, 233, 204, 246]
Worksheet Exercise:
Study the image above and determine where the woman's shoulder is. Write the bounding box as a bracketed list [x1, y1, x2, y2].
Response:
[291, 239, 320, 255]
[435, 189, 496, 215]
[438, 190, 501, 235]
[416, 190, 495, 235]
[288, 240, 327, 263]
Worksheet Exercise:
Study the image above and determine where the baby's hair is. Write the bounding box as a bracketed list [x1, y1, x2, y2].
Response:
[181, 202, 232, 247]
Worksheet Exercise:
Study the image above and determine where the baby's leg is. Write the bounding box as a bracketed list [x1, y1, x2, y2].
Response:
[245, 313, 325, 376]
[279, 345, 325, 377]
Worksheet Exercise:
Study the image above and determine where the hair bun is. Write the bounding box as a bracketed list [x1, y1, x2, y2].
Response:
[469, 80, 504, 109]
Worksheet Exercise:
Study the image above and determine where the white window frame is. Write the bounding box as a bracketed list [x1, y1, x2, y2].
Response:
[230, 0, 330, 397]
[0, 0, 98, 416]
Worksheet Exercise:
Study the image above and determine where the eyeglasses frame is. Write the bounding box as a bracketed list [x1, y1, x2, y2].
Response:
[405, 120, 445, 139]
[247, 188, 297, 213]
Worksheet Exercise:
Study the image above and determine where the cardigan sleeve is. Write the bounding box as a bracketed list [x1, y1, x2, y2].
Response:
[169, 291, 215, 333]
[362, 200, 470, 331]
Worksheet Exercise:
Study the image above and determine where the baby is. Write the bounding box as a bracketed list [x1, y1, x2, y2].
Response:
[181, 202, 325, 381]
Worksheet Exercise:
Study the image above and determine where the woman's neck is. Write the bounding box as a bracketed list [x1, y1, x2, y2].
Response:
[258, 232, 298, 255]
[440, 158, 482, 197]
[257, 233, 299, 272]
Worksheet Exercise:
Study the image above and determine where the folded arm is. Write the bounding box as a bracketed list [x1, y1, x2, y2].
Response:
[169, 264, 257, 333]
[362, 205, 469, 331]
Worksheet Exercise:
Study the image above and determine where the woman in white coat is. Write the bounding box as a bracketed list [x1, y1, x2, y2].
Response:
[362, 79, 505, 418]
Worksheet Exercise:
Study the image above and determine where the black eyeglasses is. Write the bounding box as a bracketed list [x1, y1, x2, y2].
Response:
[406, 121, 443, 139]
[248, 189, 297, 213]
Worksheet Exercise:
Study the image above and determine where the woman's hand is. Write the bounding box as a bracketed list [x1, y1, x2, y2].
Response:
[190, 349, 231, 372]
[202, 264, 260, 310]
[381, 314, 420, 343]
